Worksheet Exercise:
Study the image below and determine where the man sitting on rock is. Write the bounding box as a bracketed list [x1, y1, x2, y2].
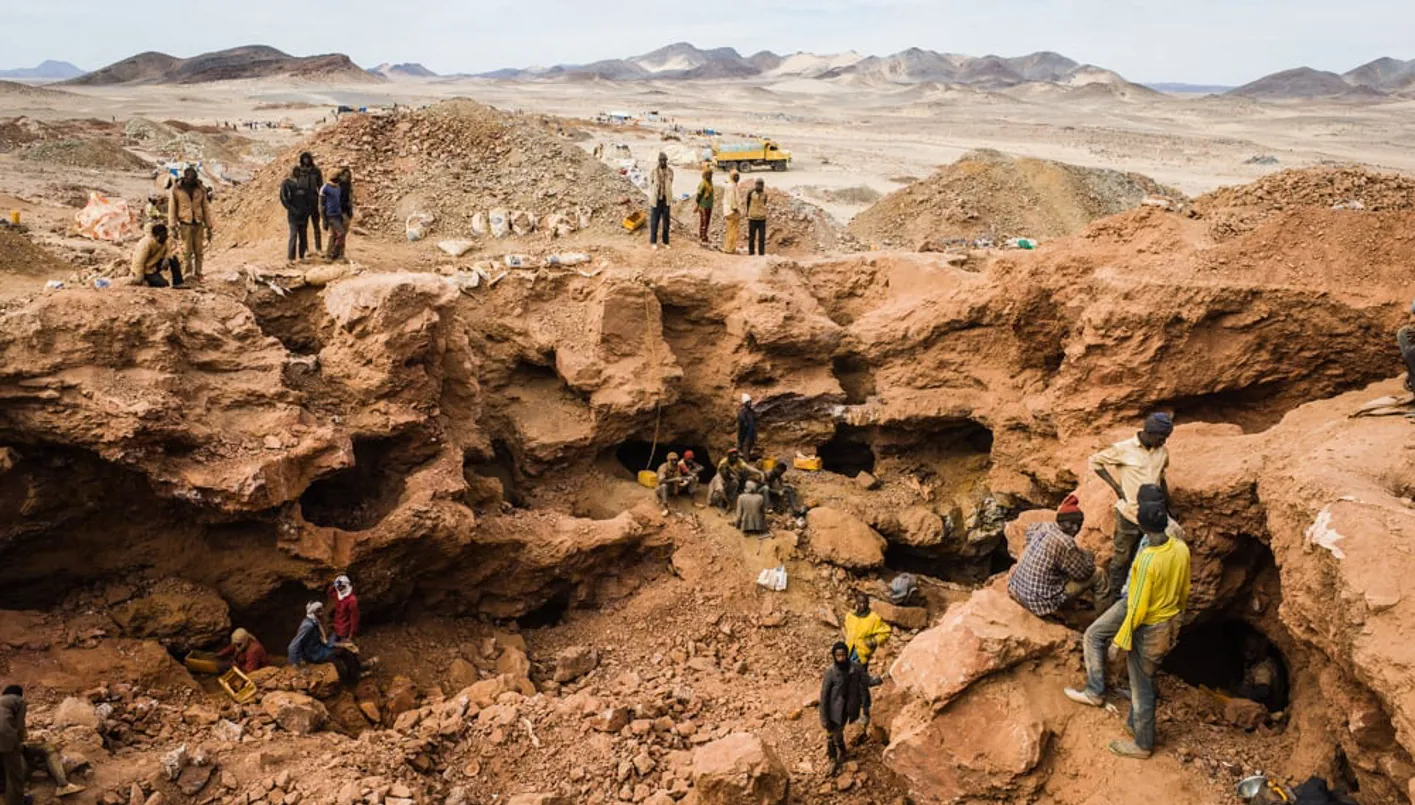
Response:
[655, 452, 696, 514]
[843, 592, 891, 742]
[1065, 487, 1190, 760]
[763, 461, 805, 517]
[1008, 494, 1102, 619]
[216, 628, 269, 674]
[819, 642, 866, 777]
[288, 601, 361, 685]
[129, 224, 183, 288]
[734, 480, 768, 535]
[1089, 412, 1172, 609]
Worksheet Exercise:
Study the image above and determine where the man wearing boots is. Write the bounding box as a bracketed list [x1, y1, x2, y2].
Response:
[819, 642, 865, 776]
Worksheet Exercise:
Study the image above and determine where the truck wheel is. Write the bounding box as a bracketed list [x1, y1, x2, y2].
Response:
[737, 162, 750, 174]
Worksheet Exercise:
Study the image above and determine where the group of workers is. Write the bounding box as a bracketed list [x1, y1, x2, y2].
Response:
[648, 154, 769, 255]
[1002, 411, 1191, 760]
[214, 574, 365, 681]
[652, 395, 805, 535]
[129, 154, 355, 288]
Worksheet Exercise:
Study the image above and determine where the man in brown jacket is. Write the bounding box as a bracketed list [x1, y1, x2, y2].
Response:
[169, 167, 213, 280]
[130, 224, 182, 287]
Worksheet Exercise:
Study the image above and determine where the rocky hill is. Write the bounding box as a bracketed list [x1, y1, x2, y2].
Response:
[1228, 67, 1379, 100]
[66, 45, 379, 86]
[0, 59, 84, 80]
[372, 62, 438, 79]
[1343, 56, 1415, 92]
[482, 42, 1133, 88]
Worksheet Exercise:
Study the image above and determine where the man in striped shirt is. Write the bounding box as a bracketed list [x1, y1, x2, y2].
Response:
[1065, 485, 1190, 759]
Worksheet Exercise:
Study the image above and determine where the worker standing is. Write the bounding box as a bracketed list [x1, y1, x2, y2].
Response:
[746, 178, 767, 256]
[328, 575, 360, 641]
[649, 153, 674, 250]
[295, 152, 324, 255]
[737, 394, 758, 459]
[722, 170, 742, 254]
[843, 591, 891, 740]
[695, 167, 715, 246]
[1088, 413, 1172, 609]
[819, 642, 866, 777]
[320, 175, 346, 261]
[168, 167, 212, 281]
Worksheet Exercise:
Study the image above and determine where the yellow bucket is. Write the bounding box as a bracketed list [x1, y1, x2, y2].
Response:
[184, 650, 223, 675]
[793, 456, 823, 472]
[7, 210, 18, 225]
[761, 458, 778, 472]
[623, 210, 647, 232]
[637, 470, 659, 488]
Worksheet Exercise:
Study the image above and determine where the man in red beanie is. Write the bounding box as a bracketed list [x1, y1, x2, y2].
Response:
[1008, 494, 1102, 619]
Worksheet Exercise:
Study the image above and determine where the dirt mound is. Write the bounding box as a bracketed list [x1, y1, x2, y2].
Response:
[1193, 165, 1415, 239]
[0, 228, 72, 276]
[18, 137, 153, 171]
[0, 79, 71, 98]
[848, 149, 1179, 245]
[124, 117, 271, 166]
[218, 100, 643, 245]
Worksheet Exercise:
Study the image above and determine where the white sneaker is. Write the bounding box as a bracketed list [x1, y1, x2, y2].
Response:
[1064, 687, 1103, 707]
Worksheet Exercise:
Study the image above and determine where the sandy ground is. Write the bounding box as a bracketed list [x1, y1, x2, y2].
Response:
[5, 76, 1415, 225]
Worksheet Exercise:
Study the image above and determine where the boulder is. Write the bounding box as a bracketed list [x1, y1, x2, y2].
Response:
[496, 645, 531, 680]
[689, 732, 789, 805]
[461, 677, 510, 709]
[107, 579, 231, 652]
[885, 677, 1047, 803]
[261, 691, 328, 735]
[51, 696, 100, 729]
[447, 658, 479, 691]
[553, 646, 599, 683]
[889, 586, 1071, 709]
[807, 508, 887, 570]
[873, 601, 930, 631]
[895, 507, 944, 548]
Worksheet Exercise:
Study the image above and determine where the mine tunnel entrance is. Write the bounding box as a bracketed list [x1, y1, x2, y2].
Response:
[615, 439, 715, 483]
[818, 425, 877, 477]
[832, 354, 876, 405]
[300, 433, 439, 531]
[1164, 619, 1290, 713]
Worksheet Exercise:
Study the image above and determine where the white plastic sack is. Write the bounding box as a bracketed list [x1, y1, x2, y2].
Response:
[438, 239, 477, 257]
[545, 253, 590, 267]
[756, 565, 788, 592]
[489, 208, 510, 239]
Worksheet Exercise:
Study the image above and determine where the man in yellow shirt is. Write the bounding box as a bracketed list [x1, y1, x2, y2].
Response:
[1088, 413, 1172, 608]
[1065, 487, 1189, 759]
[129, 224, 183, 287]
[844, 591, 891, 741]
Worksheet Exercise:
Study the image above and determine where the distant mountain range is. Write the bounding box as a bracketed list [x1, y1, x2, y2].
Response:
[0, 60, 85, 80]
[480, 42, 1137, 90]
[1227, 57, 1415, 99]
[64, 46, 380, 86]
[371, 63, 438, 79]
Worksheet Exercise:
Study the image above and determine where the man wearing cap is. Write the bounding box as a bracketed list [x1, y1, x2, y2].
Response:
[656, 451, 697, 512]
[737, 394, 758, 459]
[1088, 413, 1173, 609]
[1066, 484, 1190, 760]
[1399, 299, 1415, 394]
[1008, 495, 1101, 619]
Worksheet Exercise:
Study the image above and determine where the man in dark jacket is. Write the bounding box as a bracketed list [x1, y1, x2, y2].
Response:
[1, 685, 26, 805]
[280, 167, 311, 262]
[737, 394, 758, 458]
[819, 642, 865, 776]
[295, 152, 324, 253]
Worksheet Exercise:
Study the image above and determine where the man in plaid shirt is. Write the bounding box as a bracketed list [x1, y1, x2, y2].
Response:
[1009, 495, 1101, 617]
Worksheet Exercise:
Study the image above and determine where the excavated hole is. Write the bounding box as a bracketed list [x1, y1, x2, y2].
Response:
[246, 286, 330, 356]
[819, 425, 877, 477]
[300, 433, 439, 531]
[1164, 619, 1291, 712]
[516, 586, 572, 629]
[832, 353, 876, 405]
[463, 439, 527, 509]
[614, 439, 715, 483]
[1155, 382, 1304, 435]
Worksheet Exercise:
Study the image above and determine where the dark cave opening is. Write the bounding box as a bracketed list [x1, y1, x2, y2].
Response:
[464, 439, 527, 509]
[818, 425, 877, 477]
[1163, 618, 1290, 713]
[246, 287, 329, 356]
[884, 543, 999, 586]
[299, 433, 439, 531]
[614, 439, 715, 483]
[1153, 382, 1293, 435]
[516, 586, 572, 629]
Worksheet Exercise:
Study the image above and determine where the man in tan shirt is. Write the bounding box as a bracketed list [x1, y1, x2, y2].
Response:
[722, 170, 742, 254]
[169, 167, 213, 280]
[130, 224, 182, 287]
[1088, 412, 1172, 608]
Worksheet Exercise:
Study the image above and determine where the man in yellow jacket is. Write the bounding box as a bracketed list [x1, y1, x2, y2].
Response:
[1065, 486, 1189, 760]
[844, 591, 891, 740]
[130, 224, 183, 287]
[169, 167, 213, 280]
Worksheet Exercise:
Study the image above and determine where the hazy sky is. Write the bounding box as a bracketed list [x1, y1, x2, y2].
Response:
[3, 0, 1410, 85]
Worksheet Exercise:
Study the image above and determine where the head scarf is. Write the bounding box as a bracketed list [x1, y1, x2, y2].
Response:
[1144, 412, 1174, 437]
[831, 640, 850, 668]
[306, 601, 324, 618]
[744, 480, 760, 494]
[231, 628, 251, 647]
[334, 575, 353, 600]
[742, 393, 752, 404]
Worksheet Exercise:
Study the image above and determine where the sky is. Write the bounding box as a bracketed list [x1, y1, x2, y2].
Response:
[2, 0, 1411, 85]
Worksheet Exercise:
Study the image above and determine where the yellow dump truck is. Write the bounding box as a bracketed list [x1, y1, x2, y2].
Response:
[712, 140, 791, 172]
